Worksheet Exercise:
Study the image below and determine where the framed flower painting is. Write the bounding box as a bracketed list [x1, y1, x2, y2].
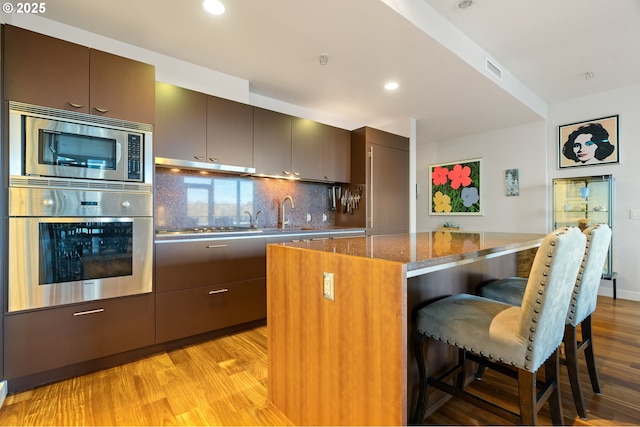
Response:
[429, 158, 482, 215]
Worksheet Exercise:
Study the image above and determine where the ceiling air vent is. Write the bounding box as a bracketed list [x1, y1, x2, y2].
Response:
[486, 57, 503, 81]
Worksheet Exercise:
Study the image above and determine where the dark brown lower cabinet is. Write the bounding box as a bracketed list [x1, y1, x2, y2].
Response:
[4, 294, 155, 380]
[155, 278, 266, 343]
[155, 237, 267, 292]
[154, 237, 268, 343]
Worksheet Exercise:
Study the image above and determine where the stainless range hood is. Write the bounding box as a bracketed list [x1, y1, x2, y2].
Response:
[155, 157, 256, 174]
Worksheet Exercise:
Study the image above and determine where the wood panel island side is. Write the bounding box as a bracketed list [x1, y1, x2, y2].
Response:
[266, 231, 544, 426]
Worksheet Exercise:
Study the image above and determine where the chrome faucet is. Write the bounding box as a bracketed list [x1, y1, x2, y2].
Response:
[245, 210, 262, 228]
[280, 196, 295, 229]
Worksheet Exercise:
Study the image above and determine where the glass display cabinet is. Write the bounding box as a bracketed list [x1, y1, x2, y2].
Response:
[552, 175, 615, 293]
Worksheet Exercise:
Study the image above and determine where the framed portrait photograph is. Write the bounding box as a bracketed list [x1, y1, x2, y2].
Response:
[558, 115, 619, 169]
[429, 158, 482, 215]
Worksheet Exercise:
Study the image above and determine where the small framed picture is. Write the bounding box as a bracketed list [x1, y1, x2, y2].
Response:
[429, 158, 482, 215]
[505, 169, 519, 196]
[558, 115, 619, 168]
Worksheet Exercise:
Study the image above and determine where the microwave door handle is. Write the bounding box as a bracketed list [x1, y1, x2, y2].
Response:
[43, 130, 60, 154]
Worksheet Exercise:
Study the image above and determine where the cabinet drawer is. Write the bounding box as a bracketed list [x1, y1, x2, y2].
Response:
[156, 278, 266, 343]
[155, 237, 266, 292]
[4, 294, 155, 380]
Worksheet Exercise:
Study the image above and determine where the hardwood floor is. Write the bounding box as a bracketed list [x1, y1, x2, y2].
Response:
[0, 327, 292, 426]
[0, 295, 638, 425]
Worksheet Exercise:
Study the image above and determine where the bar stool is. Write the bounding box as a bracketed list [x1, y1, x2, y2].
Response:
[411, 227, 586, 425]
[477, 224, 611, 419]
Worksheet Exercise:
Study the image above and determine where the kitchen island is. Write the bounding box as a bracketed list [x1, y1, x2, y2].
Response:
[266, 230, 545, 426]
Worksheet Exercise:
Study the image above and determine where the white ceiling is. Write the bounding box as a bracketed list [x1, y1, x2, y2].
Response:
[38, 0, 640, 142]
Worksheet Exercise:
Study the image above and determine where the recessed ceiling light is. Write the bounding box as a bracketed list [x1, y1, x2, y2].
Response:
[385, 82, 399, 90]
[457, 0, 473, 9]
[203, 0, 225, 15]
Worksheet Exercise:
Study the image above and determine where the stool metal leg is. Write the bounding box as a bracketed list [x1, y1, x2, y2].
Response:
[517, 369, 536, 425]
[475, 363, 487, 380]
[581, 315, 601, 394]
[545, 348, 565, 426]
[411, 332, 428, 425]
[565, 324, 588, 419]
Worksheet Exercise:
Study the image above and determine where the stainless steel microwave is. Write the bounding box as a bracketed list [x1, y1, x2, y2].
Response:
[9, 101, 153, 185]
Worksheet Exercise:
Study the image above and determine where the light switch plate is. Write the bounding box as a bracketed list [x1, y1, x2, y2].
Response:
[323, 272, 334, 301]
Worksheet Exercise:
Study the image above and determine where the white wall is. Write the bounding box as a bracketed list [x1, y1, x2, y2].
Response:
[549, 84, 640, 301]
[416, 120, 548, 234]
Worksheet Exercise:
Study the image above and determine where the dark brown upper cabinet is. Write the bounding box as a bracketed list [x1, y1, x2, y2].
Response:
[253, 108, 292, 177]
[206, 95, 254, 167]
[254, 110, 351, 182]
[88, 49, 155, 124]
[155, 83, 254, 168]
[4, 25, 89, 112]
[292, 117, 324, 181]
[154, 82, 207, 160]
[3, 25, 155, 124]
[323, 125, 351, 183]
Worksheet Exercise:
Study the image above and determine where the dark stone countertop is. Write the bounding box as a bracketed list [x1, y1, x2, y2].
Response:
[273, 230, 545, 277]
[155, 226, 366, 242]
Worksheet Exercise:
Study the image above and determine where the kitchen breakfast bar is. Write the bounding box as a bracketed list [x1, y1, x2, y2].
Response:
[266, 231, 545, 426]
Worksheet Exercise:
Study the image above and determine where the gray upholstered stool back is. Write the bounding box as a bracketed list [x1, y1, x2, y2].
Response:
[568, 224, 612, 327]
[517, 226, 586, 371]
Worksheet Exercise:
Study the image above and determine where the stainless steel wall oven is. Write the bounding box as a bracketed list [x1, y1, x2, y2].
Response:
[7, 102, 154, 312]
[8, 187, 153, 313]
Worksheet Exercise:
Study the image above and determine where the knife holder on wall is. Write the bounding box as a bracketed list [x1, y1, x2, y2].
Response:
[338, 185, 361, 214]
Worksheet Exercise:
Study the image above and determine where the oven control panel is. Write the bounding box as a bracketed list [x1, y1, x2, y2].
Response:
[9, 187, 152, 217]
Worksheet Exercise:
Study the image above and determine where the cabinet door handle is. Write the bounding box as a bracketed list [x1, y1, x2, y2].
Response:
[194, 156, 205, 161]
[68, 102, 85, 109]
[93, 107, 109, 113]
[283, 170, 291, 175]
[209, 288, 229, 295]
[206, 244, 228, 248]
[73, 308, 105, 316]
[209, 157, 218, 162]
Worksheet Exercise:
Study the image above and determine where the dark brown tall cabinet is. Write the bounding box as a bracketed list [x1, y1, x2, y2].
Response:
[4, 25, 154, 124]
[2, 25, 156, 389]
[336, 127, 409, 235]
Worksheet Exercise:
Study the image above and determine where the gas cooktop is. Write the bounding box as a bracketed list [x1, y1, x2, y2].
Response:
[156, 226, 263, 235]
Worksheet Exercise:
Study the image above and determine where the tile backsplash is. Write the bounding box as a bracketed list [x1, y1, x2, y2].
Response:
[155, 168, 338, 230]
